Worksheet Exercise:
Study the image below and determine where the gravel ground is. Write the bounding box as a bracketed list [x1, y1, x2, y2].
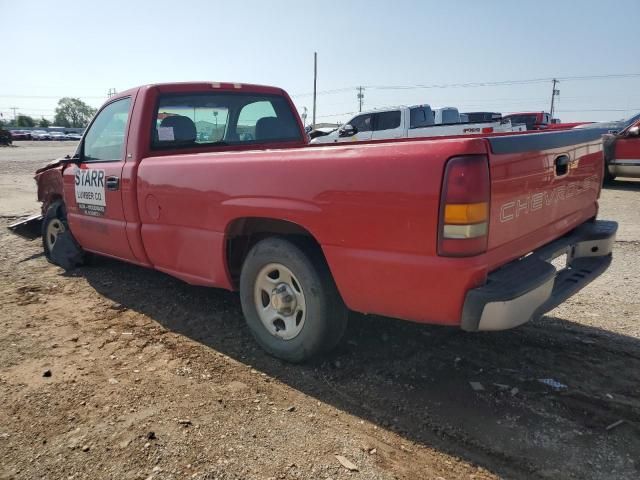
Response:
[0, 143, 639, 479]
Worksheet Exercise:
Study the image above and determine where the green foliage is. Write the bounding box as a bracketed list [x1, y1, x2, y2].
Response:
[0, 127, 11, 145]
[16, 115, 36, 127]
[38, 117, 52, 128]
[54, 97, 96, 128]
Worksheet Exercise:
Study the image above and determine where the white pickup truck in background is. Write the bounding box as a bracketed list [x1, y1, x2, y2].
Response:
[311, 104, 524, 144]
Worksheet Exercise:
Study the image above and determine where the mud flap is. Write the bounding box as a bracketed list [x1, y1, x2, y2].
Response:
[7, 215, 43, 240]
[50, 230, 85, 270]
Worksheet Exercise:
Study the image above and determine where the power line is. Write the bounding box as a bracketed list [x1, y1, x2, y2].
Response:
[556, 108, 640, 112]
[291, 73, 640, 97]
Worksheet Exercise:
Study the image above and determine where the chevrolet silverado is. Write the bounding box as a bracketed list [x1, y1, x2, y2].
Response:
[30, 81, 617, 362]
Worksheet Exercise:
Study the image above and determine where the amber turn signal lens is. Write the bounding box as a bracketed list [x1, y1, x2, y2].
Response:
[444, 202, 488, 225]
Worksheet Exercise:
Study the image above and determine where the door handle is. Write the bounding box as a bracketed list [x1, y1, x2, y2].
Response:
[554, 155, 570, 176]
[106, 176, 120, 191]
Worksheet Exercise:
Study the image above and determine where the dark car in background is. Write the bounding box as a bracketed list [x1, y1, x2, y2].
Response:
[9, 130, 31, 140]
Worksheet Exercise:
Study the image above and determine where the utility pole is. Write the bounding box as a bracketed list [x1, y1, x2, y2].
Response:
[357, 86, 364, 112]
[549, 78, 559, 119]
[10, 107, 18, 121]
[107, 88, 117, 98]
[312, 52, 317, 127]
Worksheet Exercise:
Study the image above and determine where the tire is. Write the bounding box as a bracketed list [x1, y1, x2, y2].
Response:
[603, 165, 616, 184]
[42, 201, 86, 268]
[239, 236, 348, 363]
[42, 201, 67, 262]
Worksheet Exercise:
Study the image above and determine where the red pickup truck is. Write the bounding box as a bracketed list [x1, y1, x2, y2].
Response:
[503, 112, 591, 131]
[31, 82, 617, 362]
[602, 113, 640, 181]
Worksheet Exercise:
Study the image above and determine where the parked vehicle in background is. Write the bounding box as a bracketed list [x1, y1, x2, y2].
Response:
[9, 130, 31, 140]
[31, 130, 50, 140]
[602, 112, 640, 182]
[503, 111, 591, 131]
[464, 112, 502, 122]
[48, 131, 67, 141]
[312, 104, 519, 144]
[434, 107, 461, 124]
[64, 132, 83, 141]
[503, 112, 552, 131]
[25, 81, 616, 362]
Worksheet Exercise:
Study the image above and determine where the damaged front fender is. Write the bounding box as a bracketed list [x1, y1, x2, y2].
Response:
[7, 214, 43, 240]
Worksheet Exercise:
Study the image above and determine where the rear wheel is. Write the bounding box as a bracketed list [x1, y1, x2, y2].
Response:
[603, 165, 616, 184]
[239, 237, 347, 363]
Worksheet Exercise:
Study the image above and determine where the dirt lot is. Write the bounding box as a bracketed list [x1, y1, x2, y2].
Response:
[1, 142, 639, 479]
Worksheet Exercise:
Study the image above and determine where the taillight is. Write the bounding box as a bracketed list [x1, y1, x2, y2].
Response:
[481, 127, 493, 133]
[438, 155, 490, 257]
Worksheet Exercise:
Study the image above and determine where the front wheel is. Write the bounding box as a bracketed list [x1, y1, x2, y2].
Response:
[239, 237, 347, 363]
[42, 201, 86, 269]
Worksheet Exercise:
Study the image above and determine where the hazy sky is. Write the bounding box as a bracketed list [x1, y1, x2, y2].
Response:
[1, 0, 639, 124]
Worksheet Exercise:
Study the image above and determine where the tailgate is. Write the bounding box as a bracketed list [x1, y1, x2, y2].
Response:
[485, 128, 607, 268]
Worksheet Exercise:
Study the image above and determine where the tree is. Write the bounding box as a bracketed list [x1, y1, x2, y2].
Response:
[16, 115, 36, 127]
[54, 97, 96, 128]
[38, 117, 51, 128]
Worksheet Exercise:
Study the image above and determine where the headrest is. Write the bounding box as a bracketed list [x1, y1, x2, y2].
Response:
[159, 115, 196, 142]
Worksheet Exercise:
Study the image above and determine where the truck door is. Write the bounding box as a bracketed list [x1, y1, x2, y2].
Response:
[344, 113, 373, 142]
[62, 96, 136, 261]
[611, 120, 640, 176]
[371, 110, 404, 140]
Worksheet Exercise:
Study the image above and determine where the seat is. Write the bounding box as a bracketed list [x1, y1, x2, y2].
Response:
[254, 117, 283, 141]
[159, 115, 197, 142]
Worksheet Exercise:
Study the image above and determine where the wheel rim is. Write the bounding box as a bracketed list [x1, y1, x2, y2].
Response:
[254, 263, 306, 340]
[46, 218, 65, 251]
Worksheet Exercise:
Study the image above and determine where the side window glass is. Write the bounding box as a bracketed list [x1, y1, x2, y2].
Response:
[410, 107, 434, 128]
[374, 111, 401, 131]
[350, 114, 372, 132]
[83, 98, 131, 161]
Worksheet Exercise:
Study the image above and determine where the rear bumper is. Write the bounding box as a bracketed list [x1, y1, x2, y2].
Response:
[461, 220, 617, 331]
[608, 160, 640, 178]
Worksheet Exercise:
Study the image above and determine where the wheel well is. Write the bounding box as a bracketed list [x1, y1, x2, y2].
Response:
[225, 218, 324, 288]
[43, 194, 63, 216]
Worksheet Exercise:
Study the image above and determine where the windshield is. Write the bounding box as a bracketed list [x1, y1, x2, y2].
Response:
[621, 112, 640, 131]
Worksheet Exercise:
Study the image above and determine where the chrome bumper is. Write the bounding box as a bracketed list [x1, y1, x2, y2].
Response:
[461, 220, 617, 332]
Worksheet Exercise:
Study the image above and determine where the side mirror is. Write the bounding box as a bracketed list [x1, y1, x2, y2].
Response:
[338, 124, 357, 137]
[626, 125, 640, 137]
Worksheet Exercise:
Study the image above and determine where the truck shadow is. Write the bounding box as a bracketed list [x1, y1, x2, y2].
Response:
[72, 257, 640, 479]
[602, 178, 640, 191]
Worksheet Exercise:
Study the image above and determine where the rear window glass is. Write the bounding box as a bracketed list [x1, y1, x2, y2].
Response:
[152, 92, 301, 149]
[374, 111, 401, 131]
[410, 107, 435, 128]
